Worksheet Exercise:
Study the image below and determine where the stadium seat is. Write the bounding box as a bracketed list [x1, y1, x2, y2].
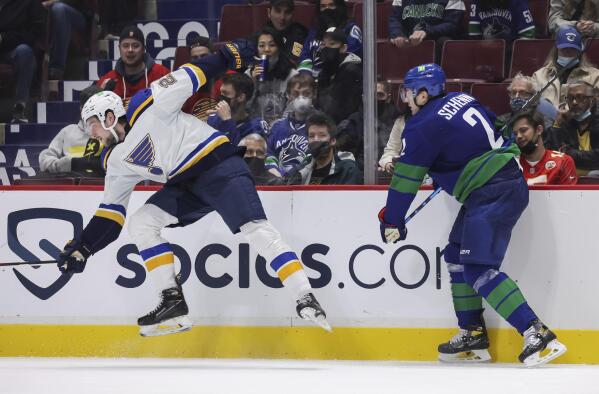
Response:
[584, 38, 599, 68]
[509, 39, 553, 78]
[352, 1, 393, 40]
[529, 0, 550, 37]
[470, 82, 511, 116]
[445, 82, 465, 92]
[377, 40, 435, 82]
[219, 4, 258, 41]
[292, 3, 317, 30]
[441, 39, 505, 83]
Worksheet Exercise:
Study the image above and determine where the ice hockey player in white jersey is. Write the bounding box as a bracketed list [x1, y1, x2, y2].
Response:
[56, 40, 331, 336]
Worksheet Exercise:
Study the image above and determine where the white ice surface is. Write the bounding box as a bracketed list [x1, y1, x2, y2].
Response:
[1, 358, 598, 394]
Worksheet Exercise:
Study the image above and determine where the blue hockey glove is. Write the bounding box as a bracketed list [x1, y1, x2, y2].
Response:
[57, 240, 91, 274]
[219, 39, 256, 70]
[378, 207, 407, 244]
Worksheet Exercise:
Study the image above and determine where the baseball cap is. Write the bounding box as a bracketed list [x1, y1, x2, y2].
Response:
[556, 26, 583, 51]
[119, 25, 145, 46]
[269, 0, 294, 10]
[323, 27, 347, 44]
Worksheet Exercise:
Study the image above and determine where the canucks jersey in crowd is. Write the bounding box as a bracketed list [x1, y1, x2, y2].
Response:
[385, 91, 519, 226]
[266, 115, 309, 175]
[468, 0, 536, 41]
[389, 0, 465, 40]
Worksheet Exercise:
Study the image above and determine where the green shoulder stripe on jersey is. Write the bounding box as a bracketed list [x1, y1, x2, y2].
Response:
[453, 143, 520, 203]
[390, 162, 428, 194]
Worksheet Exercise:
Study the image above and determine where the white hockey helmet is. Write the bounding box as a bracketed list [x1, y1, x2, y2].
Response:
[81, 91, 126, 143]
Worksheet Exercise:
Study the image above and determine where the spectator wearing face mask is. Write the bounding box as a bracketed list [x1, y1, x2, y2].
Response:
[287, 111, 362, 185]
[38, 84, 105, 176]
[207, 72, 268, 146]
[297, 0, 362, 78]
[513, 110, 577, 185]
[495, 73, 557, 131]
[546, 80, 599, 175]
[239, 133, 283, 185]
[532, 26, 599, 108]
[246, 27, 298, 126]
[266, 74, 316, 176]
[316, 27, 363, 124]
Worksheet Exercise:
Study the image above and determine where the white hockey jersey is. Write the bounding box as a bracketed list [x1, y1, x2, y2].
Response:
[95, 64, 235, 225]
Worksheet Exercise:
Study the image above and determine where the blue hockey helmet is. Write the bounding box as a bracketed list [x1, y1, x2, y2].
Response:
[403, 63, 446, 97]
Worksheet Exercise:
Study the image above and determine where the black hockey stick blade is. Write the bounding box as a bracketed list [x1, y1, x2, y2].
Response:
[0, 260, 56, 267]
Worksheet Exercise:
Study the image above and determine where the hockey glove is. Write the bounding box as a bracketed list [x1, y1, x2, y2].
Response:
[219, 39, 256, 70]
[57, 240, 92, 274]
[378, 207, 407, 244]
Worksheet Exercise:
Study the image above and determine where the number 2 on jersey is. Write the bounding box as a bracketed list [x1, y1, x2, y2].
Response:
[462, 107, 504, 149]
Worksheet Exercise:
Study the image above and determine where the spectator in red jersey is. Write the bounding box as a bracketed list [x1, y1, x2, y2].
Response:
[96, 25, 170, 102]
[513, 110, 577, 185]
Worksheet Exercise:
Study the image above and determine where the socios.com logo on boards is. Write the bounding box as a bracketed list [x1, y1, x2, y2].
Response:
[7, 209, 445, 300]
[7, 208, 83, 300]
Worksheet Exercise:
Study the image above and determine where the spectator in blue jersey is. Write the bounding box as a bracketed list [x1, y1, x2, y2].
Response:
[44, 0, 95, 81]
[468, 0, 536, 42]
[549, 0, 599, 36]
[246, 27, 298, 126]
[260, 0, 308, 65]
[239, 133, 283, 185]
[297, 0, 362, 78]
[0, 0, 46, 123]
[316, 27, 363, 124]
[287, 111, 362, 185]
[266, 74, 317, 176]
[207, 73, 268, 146]
[389, 0, 465, 62]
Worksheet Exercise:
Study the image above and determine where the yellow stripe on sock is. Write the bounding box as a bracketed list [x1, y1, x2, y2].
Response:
[94, 210, 125, 226]
[145, 253, 174, 271]
[277, 260, 303, 282]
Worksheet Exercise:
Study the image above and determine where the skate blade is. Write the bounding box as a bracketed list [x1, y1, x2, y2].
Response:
[299, 309, 332, 332]
[439, 349, 492, 363]
[523, 339, 567, 367]
[139, 315, 192, 337]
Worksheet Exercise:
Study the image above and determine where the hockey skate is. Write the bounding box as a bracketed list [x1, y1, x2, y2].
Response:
[138, 286, 192, 337]
[296, 293, 332, 332]
[438, 325, 491, 363]
[519, 320, 567, 367]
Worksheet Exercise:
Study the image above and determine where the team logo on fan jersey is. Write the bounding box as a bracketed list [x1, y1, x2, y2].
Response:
[545, 160, 557, 170]
[125, 134, 164, 175]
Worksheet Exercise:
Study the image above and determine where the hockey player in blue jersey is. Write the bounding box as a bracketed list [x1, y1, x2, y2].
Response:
[55, 40, 331, 336]
[378, 64, 567, 367]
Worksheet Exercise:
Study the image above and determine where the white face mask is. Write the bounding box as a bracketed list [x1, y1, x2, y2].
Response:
[293, 95, 313, 114]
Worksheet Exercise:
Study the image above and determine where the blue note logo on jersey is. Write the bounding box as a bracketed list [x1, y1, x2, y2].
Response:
[125, 134, 164, 175]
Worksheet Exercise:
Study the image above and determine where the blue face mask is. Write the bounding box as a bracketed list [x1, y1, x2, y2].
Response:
[575, 108, 592, 121]
[510, 97, 527, 112]
[557, 56, 580, 68]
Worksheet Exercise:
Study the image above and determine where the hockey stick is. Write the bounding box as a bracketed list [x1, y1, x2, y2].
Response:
[0, 260, 56, 267]
[405, 186, 442, 224]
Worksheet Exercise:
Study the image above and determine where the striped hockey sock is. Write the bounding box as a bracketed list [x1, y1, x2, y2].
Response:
[449, 271, 484, 328]
[139, 242, 178, 291]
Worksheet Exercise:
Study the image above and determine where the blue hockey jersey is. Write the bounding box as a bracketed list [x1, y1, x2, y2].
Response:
[389, 0, 466, 39]
[384, 92, 520, 227]
[468, 0, 536, 41]
[266, 116, 309, 174]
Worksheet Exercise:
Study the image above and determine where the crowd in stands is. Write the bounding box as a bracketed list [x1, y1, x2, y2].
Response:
[3, 0, 599, 186]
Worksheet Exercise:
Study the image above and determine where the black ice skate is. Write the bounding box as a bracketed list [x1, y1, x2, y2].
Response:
[438, 325, 491, 363]
[296, 293, 332, 332]
[519, 320, 567, 367]
[138, 286, 192, 337]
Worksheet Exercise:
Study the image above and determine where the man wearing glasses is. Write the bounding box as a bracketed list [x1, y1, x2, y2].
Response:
[547, 81, 599, 175]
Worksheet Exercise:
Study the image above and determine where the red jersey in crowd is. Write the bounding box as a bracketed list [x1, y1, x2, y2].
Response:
[519, 149, 577, 185]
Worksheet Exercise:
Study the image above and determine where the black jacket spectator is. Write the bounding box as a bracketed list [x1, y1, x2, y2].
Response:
[546, 114, 599, 172]
[0, 0, 46, 52]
